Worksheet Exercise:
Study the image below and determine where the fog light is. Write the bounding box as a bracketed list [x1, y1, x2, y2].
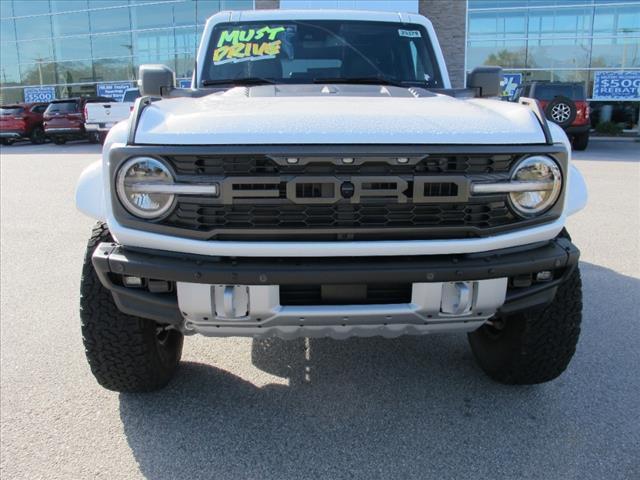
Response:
[536, 271, 553, 282]
[123, 276, 143, 288]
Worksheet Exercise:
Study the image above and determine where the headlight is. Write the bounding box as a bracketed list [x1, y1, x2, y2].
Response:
[116, 157, 175, 219]
[509, 156, 562, 217]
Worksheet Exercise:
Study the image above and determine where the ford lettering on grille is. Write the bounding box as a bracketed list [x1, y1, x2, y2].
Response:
[219, 176, 469, 205]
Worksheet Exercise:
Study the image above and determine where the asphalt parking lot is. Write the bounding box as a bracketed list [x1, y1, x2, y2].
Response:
[1, 139, 639, 479]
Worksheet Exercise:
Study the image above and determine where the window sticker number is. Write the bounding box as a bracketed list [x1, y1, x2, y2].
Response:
[399, 29, 421, 38]
[213, 26, 286, 65]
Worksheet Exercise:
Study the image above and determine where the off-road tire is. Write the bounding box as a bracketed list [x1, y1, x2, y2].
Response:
[53, 137, 66, 145]
[80, 222, 183, 392]
[572, 132, 589, 151]
[468, 267, 582, 385]
[30, 127, 46, 145]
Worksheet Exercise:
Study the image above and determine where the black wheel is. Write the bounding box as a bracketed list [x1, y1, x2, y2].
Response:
[80, 222, 183, 392]
[30, 127, 46, 145]
[1, 138, 14, 146]
[53, 137, 67, 145]
[572, 132, 589, 151]
[544, 96, 577, 128]
[88, 132, 100, 144]
[468, 267, 582, 385]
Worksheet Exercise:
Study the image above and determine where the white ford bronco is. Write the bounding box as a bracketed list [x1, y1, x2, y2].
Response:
[76, 9, 588, 392]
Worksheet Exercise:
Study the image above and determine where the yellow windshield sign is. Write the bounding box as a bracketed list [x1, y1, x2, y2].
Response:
[213, 26, 286, 65]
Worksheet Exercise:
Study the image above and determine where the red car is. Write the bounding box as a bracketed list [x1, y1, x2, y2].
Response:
[515, 82, 590, 150]
[43, 97, 115, 145]
[0, 103, 49, 145]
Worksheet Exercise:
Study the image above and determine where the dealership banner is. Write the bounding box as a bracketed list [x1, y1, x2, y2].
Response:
[24, 86, 56, 103]
[500, 73, 522, 100]
[97, 82, 134, 101]
[592, 71, 640, 101]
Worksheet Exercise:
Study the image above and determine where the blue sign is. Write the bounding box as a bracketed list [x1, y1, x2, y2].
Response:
[97, 82, 134, 101]
[24, 86, 56, 103]
[500, 73, 522, 100]
[593, 71, 640, 101]
[178, 78, 192, 88]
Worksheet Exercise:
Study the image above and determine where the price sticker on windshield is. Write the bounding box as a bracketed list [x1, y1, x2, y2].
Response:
[398, 29, 421, 38]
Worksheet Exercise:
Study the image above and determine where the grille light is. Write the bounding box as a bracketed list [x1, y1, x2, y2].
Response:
[116, 157, 176, 219]
[509, 156, 562, 217]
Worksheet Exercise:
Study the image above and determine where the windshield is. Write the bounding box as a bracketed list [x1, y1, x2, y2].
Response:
[46, 101, 78, 113]
[535, 84, 585, 101]
[202, 20, 443, 88]
[1, 107, 24, 116]
[122, 89, 141, 102]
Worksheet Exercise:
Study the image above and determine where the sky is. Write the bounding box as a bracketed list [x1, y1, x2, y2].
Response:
[279, 0, 419, 13]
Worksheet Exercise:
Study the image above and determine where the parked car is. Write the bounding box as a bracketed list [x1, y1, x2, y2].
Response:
[76, 10, 587, 393]
[0, 102, 49, 145]
[515, 81, 590, 150]
[85, 88, 140, 143]
[43, 97, 115, 145]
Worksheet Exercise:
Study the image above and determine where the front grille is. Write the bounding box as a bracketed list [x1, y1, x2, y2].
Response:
[158, 153, 521, 240]
[111, 146, 565, 241]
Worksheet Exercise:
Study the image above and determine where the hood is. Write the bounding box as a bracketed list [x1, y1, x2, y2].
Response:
[134, 85, 546, 145]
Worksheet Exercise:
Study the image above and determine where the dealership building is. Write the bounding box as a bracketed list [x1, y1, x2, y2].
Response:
[1, 0, 638, 130]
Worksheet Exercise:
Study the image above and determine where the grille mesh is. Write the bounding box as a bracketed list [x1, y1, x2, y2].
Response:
[167, 202, 513, 231]
[167, 154, 515, 176]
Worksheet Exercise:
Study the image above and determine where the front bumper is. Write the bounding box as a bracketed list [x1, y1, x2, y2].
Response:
[0, 131, 25, 139]
[92, 236, 579, 339]
[565, 124, 590, 135]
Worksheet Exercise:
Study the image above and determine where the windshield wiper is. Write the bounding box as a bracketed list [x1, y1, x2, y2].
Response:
[202, 77, 275, 86]
[312, 76, 406, 87]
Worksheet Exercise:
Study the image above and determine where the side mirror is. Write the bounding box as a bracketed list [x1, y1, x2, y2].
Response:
[467, 66, 502, 98]
[138, 64, 175, 97]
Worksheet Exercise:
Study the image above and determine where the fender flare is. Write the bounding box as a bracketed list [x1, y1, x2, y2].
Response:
[566, 163, 588, 217]
[75, 160, 105, 221]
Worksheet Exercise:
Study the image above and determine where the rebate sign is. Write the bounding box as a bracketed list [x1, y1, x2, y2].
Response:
[24, 86, 56, 103]
[592, 71, 640, 101]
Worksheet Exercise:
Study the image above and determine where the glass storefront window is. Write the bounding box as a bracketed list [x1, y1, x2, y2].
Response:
[197, 0, 225, 24]
[174, 2, 197, 26]
[0, 42, 20, 85]
[55, 36, 92, 62]
[92, 32, 134, 58]
[51, 1, 89, 13]
[56, 60, 94, 84]
[0, 1, 13, 19]
[1, 19, 16, 43]
[174, 26, 198, 54]
[14, 15, 52, 42]
[19, 62, 56, 86]
[176, 52, 195, 79]
[132, 2, 176, 30]
[52, 10, 90, 37]
[17, 38, 54, 64]
[94, 57, 135, 82]
[133, 55, 176, 74]
[12, 1, 50, 17]
[134, 29, 176, 58]
[591, 37, 640, 68]
[594, 4, 640, 36]
[527, 37, 591, 68]
[89, 5, 131, 34]
[467, 40, 527, 69]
